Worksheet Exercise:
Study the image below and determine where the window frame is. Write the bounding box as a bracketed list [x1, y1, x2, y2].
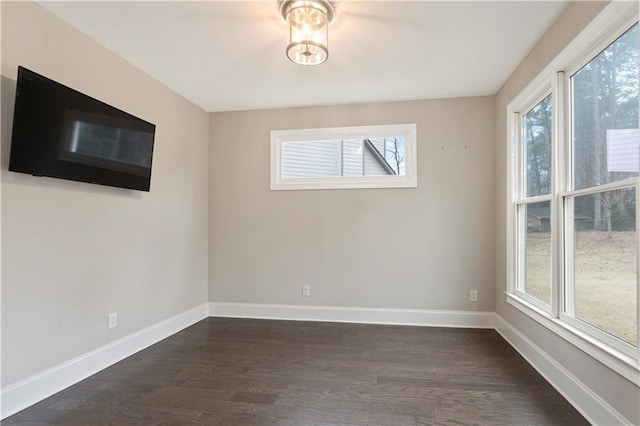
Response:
[512, 86, 555, 313]
[506, 1, 640, 386]
[270, 123, 417, 191]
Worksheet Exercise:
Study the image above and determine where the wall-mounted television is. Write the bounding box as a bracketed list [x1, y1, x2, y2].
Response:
[9, 66, 156, 191]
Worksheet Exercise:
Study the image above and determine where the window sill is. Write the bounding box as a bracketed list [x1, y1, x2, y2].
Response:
[506, 292, 639, 386]
[270, 175, 417, 191]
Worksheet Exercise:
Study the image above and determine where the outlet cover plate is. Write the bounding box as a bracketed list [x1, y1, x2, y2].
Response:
[108, 312, 118, 329]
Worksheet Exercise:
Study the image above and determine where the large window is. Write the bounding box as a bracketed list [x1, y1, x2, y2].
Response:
[508, 3, 639, 383]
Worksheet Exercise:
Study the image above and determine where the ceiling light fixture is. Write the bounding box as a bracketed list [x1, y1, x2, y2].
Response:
[281, 0, 335, 66]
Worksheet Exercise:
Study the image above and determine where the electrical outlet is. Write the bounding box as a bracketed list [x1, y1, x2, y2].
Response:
[469, 290, 478, 302]
[302, 285, 310, 297]
[108, 312, 118, 329]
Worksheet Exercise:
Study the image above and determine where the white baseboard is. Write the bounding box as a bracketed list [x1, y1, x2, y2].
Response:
[208, 302, 495, 328]
[494, 314, 630, 426]
[0, 303, 209, 420]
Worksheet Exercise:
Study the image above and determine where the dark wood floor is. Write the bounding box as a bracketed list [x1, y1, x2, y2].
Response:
[5, 318, 588, 425]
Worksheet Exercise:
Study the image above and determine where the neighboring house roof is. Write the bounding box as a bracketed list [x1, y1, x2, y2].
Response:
[364, 139, 396, 175]
[528, 206, 590, 220]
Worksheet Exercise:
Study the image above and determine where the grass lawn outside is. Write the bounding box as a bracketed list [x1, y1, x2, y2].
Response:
[525, 231, 637, 346]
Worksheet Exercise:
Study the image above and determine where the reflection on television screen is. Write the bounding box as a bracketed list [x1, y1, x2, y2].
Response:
[60, 110, 153, 177]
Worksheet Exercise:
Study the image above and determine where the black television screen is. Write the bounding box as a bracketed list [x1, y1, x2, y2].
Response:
[9, 66, 156, 191]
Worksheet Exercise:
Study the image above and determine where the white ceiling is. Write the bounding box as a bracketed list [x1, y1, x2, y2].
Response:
[40, 1, 568, 112]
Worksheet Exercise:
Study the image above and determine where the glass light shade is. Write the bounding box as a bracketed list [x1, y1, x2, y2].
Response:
[282, 0, 333, 66]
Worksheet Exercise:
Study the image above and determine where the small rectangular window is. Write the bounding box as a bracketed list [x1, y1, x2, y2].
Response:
[271, 124, 417, 190]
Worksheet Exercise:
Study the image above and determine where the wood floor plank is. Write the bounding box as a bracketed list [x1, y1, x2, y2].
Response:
[376, 375, 529, 393]
[230, 391, 279, 405]
[5, 317, 588, 425]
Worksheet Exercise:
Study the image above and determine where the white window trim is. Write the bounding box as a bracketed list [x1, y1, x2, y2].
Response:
[512, 84, 554, 314]
[506, 1, 640, 385]
[270, 123, 417, 190]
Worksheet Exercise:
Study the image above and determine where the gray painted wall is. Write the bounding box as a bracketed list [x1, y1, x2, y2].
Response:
[494, 1, 640, 423]
[209, 97, 496, 311]
[1, 1, 210, 387]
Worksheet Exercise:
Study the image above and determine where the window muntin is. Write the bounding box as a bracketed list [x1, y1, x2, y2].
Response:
[271, 124, 417, 190]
